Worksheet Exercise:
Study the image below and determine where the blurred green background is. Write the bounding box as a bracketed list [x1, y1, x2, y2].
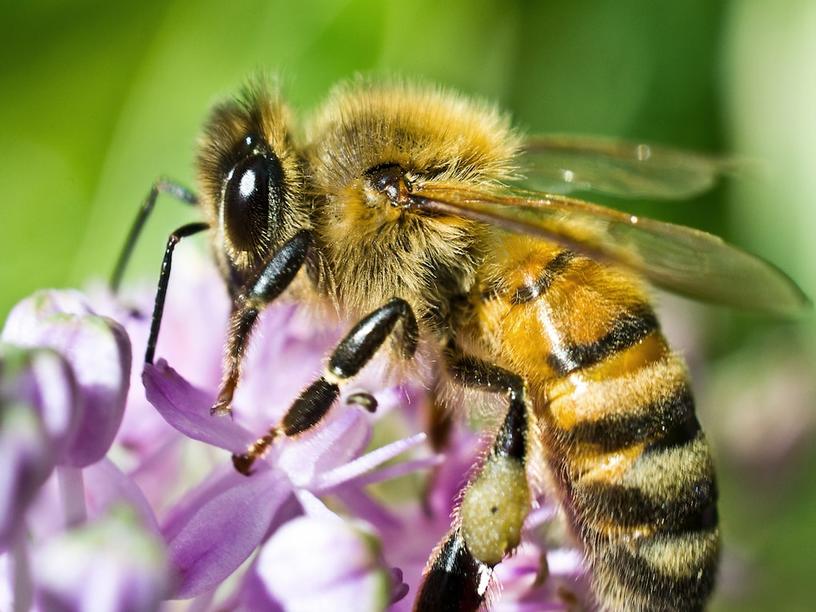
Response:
[1, 0, 814, 609]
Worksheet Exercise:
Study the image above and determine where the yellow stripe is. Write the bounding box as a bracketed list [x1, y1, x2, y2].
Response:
[548, 349, 685, 431]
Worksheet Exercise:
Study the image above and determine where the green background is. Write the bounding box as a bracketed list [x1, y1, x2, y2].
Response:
[1, 1, 814, 609]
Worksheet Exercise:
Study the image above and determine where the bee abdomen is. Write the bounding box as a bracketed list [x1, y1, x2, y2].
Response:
[479, 241, 722, 609]
[595, 528, 720, 612]
[551, 357, 720, 611]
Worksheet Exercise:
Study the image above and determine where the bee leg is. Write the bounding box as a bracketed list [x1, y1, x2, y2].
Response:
[212, 230, 313, 417]
[111, 179, 198, 293]
[420, 386, 455, 516]
[231, 297, 418, 475]
[144, 222, 209, 364]
[416, 351, 531, 612]
[426, 385, 455, 453]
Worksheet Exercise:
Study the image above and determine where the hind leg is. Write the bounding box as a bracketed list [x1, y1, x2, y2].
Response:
[416, 347, 534, 611]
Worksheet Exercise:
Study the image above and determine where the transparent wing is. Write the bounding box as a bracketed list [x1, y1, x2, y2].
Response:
[520, 135, 739, 199]
[409, 184, 810, 316]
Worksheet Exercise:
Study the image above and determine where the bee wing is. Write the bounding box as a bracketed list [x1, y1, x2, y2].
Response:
[519, 135, 738, 199]
[409, 184, 810, 316]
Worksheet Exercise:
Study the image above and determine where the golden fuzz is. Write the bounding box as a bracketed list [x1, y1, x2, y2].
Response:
[305, 77, 523, 192]
[192, 77, 721, 610]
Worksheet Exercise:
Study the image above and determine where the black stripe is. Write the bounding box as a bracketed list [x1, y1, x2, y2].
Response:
[547, 306, 659, 375]
[576, 475, 718, 534]
[600, 536, 719, 612]
[559, 384, 694, 452]
[645, 412, 702, 455]
[511, 250, 575, 304]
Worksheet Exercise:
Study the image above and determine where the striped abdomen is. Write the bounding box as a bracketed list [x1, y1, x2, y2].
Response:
[472, 236, 720, 611]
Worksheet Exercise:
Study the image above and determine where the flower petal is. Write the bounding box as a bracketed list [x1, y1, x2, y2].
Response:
[0, 402, 53, 550]
[4, 346, 80, 458]
[84, 458, 161, 536]
[2, 290, 130, 466]
[88, 251, 230, 457]
[143, 360, 255, 453]
[492, 543, 592, 611]
[256, 516, 390, 612]
[32, 505, 169, 612]
[230, 561, 284, 612]
[332, 487, 401, 531]
[161, 466, 290, 599]
[278, 408, 371, 487]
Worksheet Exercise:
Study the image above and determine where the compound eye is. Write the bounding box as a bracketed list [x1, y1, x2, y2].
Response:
[223, 153, 284, 252]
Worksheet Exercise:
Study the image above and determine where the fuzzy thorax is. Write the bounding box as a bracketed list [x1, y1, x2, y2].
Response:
[305, 79, 523, 327]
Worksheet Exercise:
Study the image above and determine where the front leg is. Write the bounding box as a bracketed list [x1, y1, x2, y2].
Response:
[232, 297, 418, 475]
[416, 349, 533, 612]
[211, 230, 312, 416]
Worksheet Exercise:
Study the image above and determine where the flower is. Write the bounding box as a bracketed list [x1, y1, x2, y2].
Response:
[0, 292, 160, 612]
[0, 247, 592, 611]
[2, 289, 131, 467]
[143, 357, 434, 603]
[32, 506, 168, 612]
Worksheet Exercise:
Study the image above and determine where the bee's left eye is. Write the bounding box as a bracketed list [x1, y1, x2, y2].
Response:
[223, 153, 284, 251]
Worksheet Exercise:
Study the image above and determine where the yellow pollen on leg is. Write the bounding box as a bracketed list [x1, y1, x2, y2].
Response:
[459, 456, 530, 566]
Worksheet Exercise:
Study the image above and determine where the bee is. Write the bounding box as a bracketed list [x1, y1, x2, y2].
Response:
[112, 77, 809, 611]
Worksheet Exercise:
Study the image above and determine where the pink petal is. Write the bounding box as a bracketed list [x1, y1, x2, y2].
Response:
[546, 548, 587, 578]
[143, 360, 255, 453]
[21, 348, 81, 458]
[0, 399, 54, 549]
[229, 561, 284, 612]
[277, 408, 371, 487]
[256, 516, 390, 612]
[0, 346, 79, 547]
[84, 458, 160, 536]
[293, 490, 343, 522]
[337, 454, 444, 490]
[332, 487, 401, 531]
[160, 466, 290, 599]
[32, 505, 169, 612]
[2, 290, 130, 467]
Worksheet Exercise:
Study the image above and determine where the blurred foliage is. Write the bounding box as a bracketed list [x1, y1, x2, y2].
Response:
[0, 0, 814, 610]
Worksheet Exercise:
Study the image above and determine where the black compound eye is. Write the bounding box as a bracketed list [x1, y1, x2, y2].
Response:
[223, 153, 284, 252]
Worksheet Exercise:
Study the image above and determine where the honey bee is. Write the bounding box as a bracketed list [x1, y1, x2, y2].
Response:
[112, 77, 809, 611]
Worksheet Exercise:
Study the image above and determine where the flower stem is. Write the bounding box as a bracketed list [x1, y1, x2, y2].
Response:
[11, 528, 32, 612]
[57, 466, 87, 527]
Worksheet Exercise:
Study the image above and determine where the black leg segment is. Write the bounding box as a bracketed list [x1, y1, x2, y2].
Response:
[231, 297, 418, 475]
[110, 178, 198, 293]
[329, 297, 418, 378]
[247, 230, 314, 301]
[446, 349, 528, 462]
[281, 378, 341, 436]
[144, 222, 209, 364]
[212, 230, 313, 416]
[415, 530, 491, 612]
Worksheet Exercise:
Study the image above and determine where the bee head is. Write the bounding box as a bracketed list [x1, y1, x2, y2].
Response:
[197, 80, 308, 279]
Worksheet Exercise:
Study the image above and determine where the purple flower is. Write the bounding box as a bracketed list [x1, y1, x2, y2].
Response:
[2, 290, 131, 467]
[256, 516, 394, 611]
[0, 291, 162, 612]
[0, 346, 75, 549]
[142, 358, 434, 601]
[32, 506, 168, 612]
[0, 248, 592, 611]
